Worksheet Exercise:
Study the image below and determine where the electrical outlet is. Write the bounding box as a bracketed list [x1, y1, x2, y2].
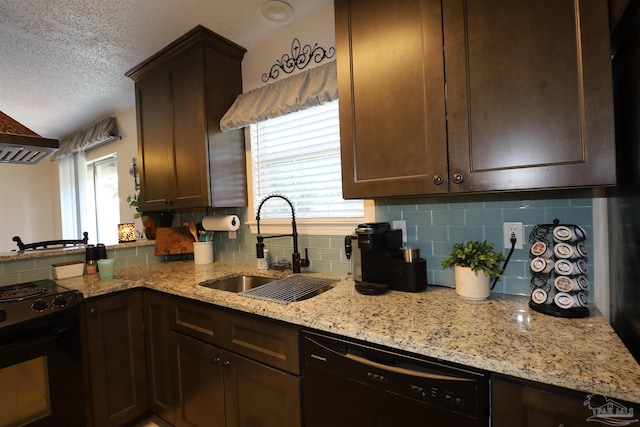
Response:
[503, 222, 524, 249]
[392, 220, 407, 243]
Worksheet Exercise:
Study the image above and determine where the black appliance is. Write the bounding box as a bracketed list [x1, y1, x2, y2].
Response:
[348, 222, 426, 294]
[302, 331, 489, 427]
[0, 280, 86, 426]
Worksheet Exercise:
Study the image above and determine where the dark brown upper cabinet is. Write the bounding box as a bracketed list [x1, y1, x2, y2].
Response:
[126, 26, 247, 211]
[336, 0, 616, 198]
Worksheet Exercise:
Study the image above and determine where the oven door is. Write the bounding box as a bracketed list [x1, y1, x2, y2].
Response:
[0, 311, 85, 427]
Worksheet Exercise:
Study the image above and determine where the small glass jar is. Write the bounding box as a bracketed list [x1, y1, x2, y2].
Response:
[86, 259, 98, 275]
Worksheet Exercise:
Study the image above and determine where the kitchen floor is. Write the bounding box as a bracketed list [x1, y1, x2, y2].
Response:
[133, 415, 173, 427]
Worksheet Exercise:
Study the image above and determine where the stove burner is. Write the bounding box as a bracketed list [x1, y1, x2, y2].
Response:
[0, 283, 48, 302]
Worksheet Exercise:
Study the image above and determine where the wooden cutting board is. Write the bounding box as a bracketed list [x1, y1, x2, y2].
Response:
[154, 227, 195, 256]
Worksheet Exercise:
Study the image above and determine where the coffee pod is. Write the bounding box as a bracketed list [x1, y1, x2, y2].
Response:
[576, 259, 588, 274]
[554, 259, 574, 275]
[554, 292, 586, 309]
[554, 242, 577, 259]
[555, 276, 580, 292]
[555, 259, 587, 276]
[530, 257, 554, 274]
[576, 241, 588, 258]
[553, 225, 577, 243]
[531, 288, 553, 304]
[575, 225, 587, 240]
[577, 291, 588, 307]
[576, 275, 589, 291]
[531, 241, 552, 258]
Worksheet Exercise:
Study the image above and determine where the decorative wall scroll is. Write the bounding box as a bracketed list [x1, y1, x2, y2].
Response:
[261, 38, 335, 82]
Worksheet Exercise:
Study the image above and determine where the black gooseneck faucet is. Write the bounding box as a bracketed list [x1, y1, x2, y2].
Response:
[256, 194, 310, 274]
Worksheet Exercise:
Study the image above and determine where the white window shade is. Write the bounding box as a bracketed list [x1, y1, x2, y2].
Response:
[220, 61, 337, 131]
[52, 116, 119, 161]
[251, 100, 364, 221]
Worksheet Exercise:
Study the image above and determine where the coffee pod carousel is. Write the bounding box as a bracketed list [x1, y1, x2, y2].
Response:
[528, 219, 589, 318]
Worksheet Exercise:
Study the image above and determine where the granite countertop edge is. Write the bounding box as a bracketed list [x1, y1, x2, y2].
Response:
[56, 260, 640, 405]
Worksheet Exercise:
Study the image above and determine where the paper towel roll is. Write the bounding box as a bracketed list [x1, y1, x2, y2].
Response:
[202, 215, 240, 231]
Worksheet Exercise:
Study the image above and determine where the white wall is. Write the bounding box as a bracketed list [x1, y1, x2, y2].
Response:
[0, 159, 62, 253]
[242, 3, 335, 91]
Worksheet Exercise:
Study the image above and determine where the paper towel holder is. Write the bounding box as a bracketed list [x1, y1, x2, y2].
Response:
[202, 215, 240, 239]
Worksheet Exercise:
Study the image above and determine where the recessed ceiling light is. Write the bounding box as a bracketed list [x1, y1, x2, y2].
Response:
[260, 0, 294, 25]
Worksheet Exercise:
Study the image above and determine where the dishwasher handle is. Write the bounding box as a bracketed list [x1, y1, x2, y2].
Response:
[305, 333, 476, 383]
[345, 350, 474, 382]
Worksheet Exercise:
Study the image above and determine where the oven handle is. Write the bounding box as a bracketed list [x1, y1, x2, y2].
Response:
[344, 350, 474, 382]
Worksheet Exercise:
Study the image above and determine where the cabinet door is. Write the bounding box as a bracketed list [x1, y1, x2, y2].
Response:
[223, 350, 301, 427]
[137, 47, 209, 211]
[171, 47, 209, 209]
[136, 66, 176, 211]
[172, 332, 226, 427]
[335, 0, 448, 198]
[492, 377, 615, 427]
[85, 291, 148, 427]
[142, 290, 175, 424]
[444, 0, 615, 192]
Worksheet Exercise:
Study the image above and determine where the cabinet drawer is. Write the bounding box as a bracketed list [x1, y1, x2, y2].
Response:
[224, 311, 300, 374]
[171, 298, 224, 346]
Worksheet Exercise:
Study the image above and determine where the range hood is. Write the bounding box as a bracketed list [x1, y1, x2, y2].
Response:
[0, 111, 59, 165]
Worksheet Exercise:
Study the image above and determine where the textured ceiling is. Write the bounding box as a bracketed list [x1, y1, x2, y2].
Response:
[0, 0, 330, 139]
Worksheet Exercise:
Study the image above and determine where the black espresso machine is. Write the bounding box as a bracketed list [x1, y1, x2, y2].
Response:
[345, 222, 427, 294]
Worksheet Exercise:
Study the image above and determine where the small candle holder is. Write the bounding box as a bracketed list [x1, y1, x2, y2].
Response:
[118, 223, 137, 243]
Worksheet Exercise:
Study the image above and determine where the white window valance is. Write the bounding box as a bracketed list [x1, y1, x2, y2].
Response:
[220, 60, 337, 132]
[52, 116, 118, 161]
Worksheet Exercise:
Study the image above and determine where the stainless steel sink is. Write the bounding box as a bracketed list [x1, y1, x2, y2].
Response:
[199, 275, 275, 293]
[199, 274, 339, 304]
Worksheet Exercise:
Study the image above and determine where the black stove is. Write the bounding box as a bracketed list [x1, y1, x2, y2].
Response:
[0, 279, 83, 329]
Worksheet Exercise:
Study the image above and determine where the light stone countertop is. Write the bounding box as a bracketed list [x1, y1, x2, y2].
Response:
[57, 260, 640, 405]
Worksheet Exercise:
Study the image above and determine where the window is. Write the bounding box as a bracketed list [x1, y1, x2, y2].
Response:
[85, 155, 120, 245]
[249, 100, 370, 235]
[59, 152, 121, 245]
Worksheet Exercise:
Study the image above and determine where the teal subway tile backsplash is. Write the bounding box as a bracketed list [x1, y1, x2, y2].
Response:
[1, 190, 593, 295]
[197, 189, 595, 298]
[375, 190, 595, 298]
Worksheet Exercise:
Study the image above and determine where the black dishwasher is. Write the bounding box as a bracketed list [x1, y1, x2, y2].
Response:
[301, 331, 489, 427]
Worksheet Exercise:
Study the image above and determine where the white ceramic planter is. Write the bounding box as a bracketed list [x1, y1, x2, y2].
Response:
[454, 265, 491, 300]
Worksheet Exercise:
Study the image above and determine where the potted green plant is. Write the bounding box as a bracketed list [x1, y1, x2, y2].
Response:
[126, 185, 173, 240]
[126, 188, 148, 223]
[441, 240, 505, 300]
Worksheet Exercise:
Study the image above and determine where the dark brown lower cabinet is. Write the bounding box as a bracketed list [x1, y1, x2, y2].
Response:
[143, 290, 175, 424]
[173, 332, 226, 427]
[492, 375, 622, 427]
[173, 331, 301, 427]
[224, 350, 301, 427]
[84, 290, 148, 427]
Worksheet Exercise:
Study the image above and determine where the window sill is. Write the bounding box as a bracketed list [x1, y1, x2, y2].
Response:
[247, 200, 374, 236]
[247, 218, 362, 236]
